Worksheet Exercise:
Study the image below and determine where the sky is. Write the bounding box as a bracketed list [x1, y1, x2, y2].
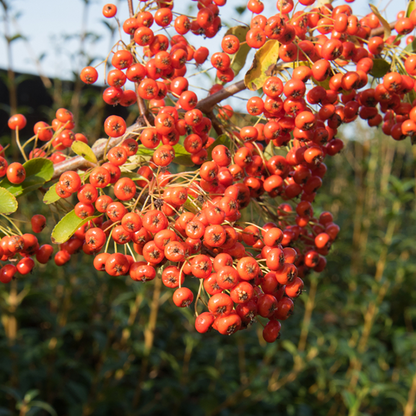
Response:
[0, 0, 409, 80]
[0, 0, 411, 117]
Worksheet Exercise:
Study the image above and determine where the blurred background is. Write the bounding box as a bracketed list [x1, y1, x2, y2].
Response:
[1, 0, 416, 415]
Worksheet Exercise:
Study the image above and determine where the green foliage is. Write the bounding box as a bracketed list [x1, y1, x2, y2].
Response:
[244, 40, 280, 91]
[173, 143, 194, 167]
[51, 210, 100, 244]
[43, 183, 60, 205]
[225, 26, 251, 78]
[71, 141, 98, 164]
[370, 59, 392, 79]
[0, 130, 415, 416]
[0, 187, 18, 214]
[0, 158, 54, 197]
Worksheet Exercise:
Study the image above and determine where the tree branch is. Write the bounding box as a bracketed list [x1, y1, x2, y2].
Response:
[196, 80, 246, 113]
[52, 117, 146, 180]
[369, 21, 396, 38]
[50, 18, 400, 180]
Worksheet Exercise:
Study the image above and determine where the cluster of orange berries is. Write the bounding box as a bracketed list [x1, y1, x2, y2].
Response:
[4, 0, 415, 341]
[0, 214, 53, 283]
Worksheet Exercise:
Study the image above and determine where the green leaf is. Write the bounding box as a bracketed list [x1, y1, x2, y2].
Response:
[71, 141, 97, 164]
[136, 146, 156, 157]
[405, 39, 416, 53]
[312, 76, 330, 90]
[369, 4, 391, 41]
[341, 391, 356, 409]
[0, 158, 54, 197]
[244, 40, 280, 91]
[173, 143, 194, 167]
[28, 401, 57, 416]
[23, 389, 39, 403]
[406, 0, 416, 17]
[0, 187, 18, 214]
[281, 340, 298, 356]
[370, 58, 391, 78]
[264, 140, 274, 159]
[51, 210, 101, 244]
[206, 135, 231, 160]
[225, 26, 251, 78]
[43, 183, 60, 205]
[119, 172, 149, 182]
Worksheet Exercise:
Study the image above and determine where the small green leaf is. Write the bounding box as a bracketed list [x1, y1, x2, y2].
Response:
[312, 76, 330, 90]
[51, 210, 101, 244]
[0, 187, 18, 214]
[225, 26, 251, 78]
[206, 135, 231, 160]
[405, 39, 416, 53]
[281, 340, 298, 356]
[369, 4, 391, 41]
[43, 183, 60, 204]
[136, 146, 156, 157]
[119, 172, 149, 182]
[0, 158, 54, 197]
[173, 143, 194, 167]
[24, 389, 39, 403]
[244, 40, 280, 91]
[28, 401, 57, 416]
[370, 58, 391, 78]
[406, 0, 416, 17]
[71, 141, 97, 164]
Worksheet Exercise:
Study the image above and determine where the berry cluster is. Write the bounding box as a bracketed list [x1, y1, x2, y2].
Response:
[2, 0, 413, 342]
[0, 214, 52, 283]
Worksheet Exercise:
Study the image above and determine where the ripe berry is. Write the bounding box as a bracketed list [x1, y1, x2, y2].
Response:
[172, 287, 194, 307]
[31, 214, 46, 233]
[7, 162, 25, 184]
[102, 3, 117, 18]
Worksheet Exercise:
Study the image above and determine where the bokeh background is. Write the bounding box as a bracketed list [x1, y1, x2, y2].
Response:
[1, 0, 416, 415]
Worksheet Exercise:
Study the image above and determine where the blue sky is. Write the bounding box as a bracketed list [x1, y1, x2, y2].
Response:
[0, 0, 410, 118]
[0, 0, 408, 81]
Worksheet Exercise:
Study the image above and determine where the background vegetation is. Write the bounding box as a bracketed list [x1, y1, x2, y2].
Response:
[1, 1, 416, 415]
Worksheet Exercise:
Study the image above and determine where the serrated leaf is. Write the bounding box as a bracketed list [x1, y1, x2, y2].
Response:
[370, 58, 391, 78]
[369, 4, 391, 41]
[225, 26, 251, 78]
[173, 143, 194, 167]
[51, 210, 101, 244]
[406, 0, 416, 17]
[0, 158, 54, 197]
[71, 141, 97, 164]
[0, 187, 18, 214]
[244, 40, 280, 91]
[43, 183, 60, 204]
[206, 135, 231, 160]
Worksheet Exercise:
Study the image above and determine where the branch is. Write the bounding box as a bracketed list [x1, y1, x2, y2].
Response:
[369, 21, 396, 38]
[50, 19, 399, 181]
[196, 80, 246, 113]
[52, 117, 146, 180]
